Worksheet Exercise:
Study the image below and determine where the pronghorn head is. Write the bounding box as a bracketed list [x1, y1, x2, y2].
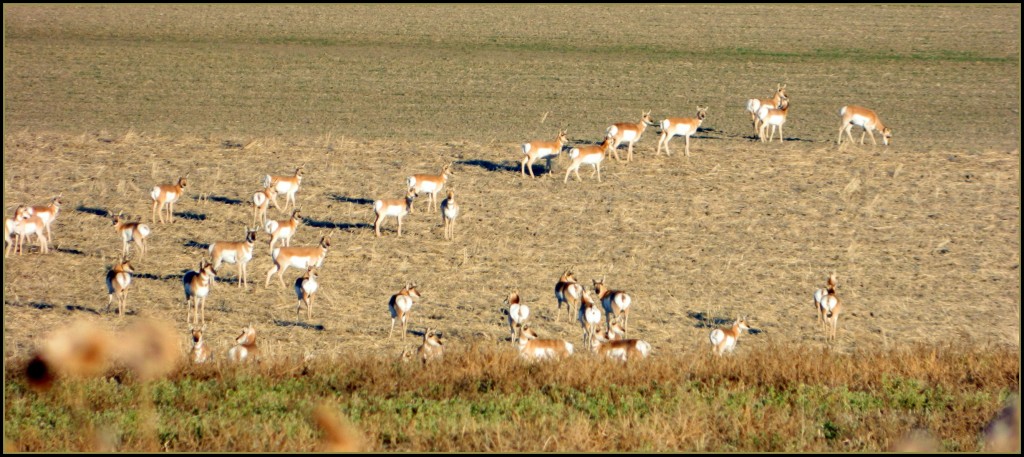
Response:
[200, 260, 217, 277]
[265, 182, 280, 195]
[52, 193, 64, 207]
[592, 277, 607, 296]
[557, 129, 569, 144]
[178, 175, 189, 189]
[827, 273, 838, 292]
[696, 106, 709, 120]
[446, 189, 455, 200]
[291, 209, 303, 220]
[881, 127, 893, 145]
[111, 211, 123, 225]
[735, 317, 751, 333]
[776, 83, 788, 101]
[404, 283, 421, 299]
[235, 323, 256, 345]
[190, 325, 206, 344]
[519, 325, 538, 341]
[405, 189, 418, 201]
[304, 265, 318, 280]
[295, 166, 305, 178]
[246, 227, 258, 243]
[560, 266, 577, 283]
[505, 290, 521, 306]
[116, 257, 135, 274]
[319, 234, 332, 249]
[423, 328, 442, 345]
[641, 110, 654, 125]
[608, 322, 626, 339]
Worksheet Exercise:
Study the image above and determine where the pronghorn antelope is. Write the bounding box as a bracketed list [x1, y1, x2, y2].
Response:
[837, 105, 892, 146]
[373, 189, 416, 238]
[709, 317, 751, 356]
[606, 110, 654, 162]
[151, 175, 188, 224]
[554, 268, 584, 322]
[388, 283, 421, 340]
[440, 189, 459, 241]
[264, 166, 304, 212]
[252, 183, 280, 227]
[656, 106, 709, 157]
[505, 290, 530, 340]
[417, 328, 444, 365]
[578, 289, 604, 350]
[104, 257, 134, 317]
[746, 84, 788, 137]
[189, 326, 211, 364]
[209, 227, 258, 288]
[591, 327, 651, 362]
[516, 325, 574, 361]
[227, 323, 258, 363]
[815, 273, 842, 341]
[520, 129, 568, 177]
[294, 266, 319, 320]
[757, 98, 790, 143]
[5, 206, 48, 257]
[407, 163, 453, 213]
[112, 212, 151, 260]
[183, 260, 217, 326]
[265, 209, 302, 249]
[593, 278, 632, 335]
[29, 194, 62, 243]
[564, 136, 614, 183]
[265, 234, 331, 288]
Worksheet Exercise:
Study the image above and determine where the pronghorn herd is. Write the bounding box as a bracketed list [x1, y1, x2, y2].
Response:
[5, 86, 878, 365]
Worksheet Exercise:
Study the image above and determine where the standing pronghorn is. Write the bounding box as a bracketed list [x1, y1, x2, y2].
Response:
[746, 84, 788, 137]
[758, 98, 790, 143]
[209, 227, 258, 288]
[264, 166, 304, 213]
[606, 110, 654, 162]
[517, 325, 574, 361]
[837, 105, 893, 146]
[294, 266, 319, 320]
[252, 183, 280, 227]
[655, 106, 709, 157]
[388, 283, 421, 340]
[591, 327, 652, 362]
[578, 289, 604, 350]
[227, 323, 258, 363]
[520, 129, 568, 177]
[373, 189, 416, 238]
[440, 189, 459, 241]
[265, 234, 331, 288]
[417, 328, 444, 365]
[709, 317, 751, 356]
[151, 175, 188, 224]
[189, 326, 211, 364]
[593, 277, 632, 335]
[29, 194, 62, 243]
[104, 257, 134, 317]
[564, 136, 614, 183]
[265, 209, 302, 249]
[5, 206, 48, 257]
[505, 290, 530, 340]
[112, 212, 150, 260]
[3, 206, 29, 257]
[407, 163, 453, 213]
[554, 268, 584, 322]
[183, 260, 217, 326]
[815, 273, 842, 341]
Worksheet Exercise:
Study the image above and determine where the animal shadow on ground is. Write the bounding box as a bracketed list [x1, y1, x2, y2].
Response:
[457, 159, 520, 174]
[184, 240, 210, 251]
[174, 211, 207, 221]
[329, 194, 374, 205]
[135, 272, 185, 282]
[53, 247, 85, 256]
[303, 217, 373, 232]
[76, 206, 111, 217]
[688, 311, 764, 335]
[207, 195, 244, 206]
[273, 319, 325, 331]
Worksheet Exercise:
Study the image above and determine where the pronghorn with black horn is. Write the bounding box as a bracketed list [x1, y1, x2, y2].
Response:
[209, 226, 258, 288]
[520, 128, 568, 178]
[407, 162, 453, 213]
[265, 208, 302, 249]
[746, 83, 787, 137]
[264, 165, 304, 213]
[112, 211, 150, 260]
[656, 106, 708, 157]
[183, 259, 217, 326]
[709, 316, 751, 356]
[151, 173, 188, 224]
[593, 276, 632, 335]
[373, 189, 416, 237]
[606, 110, 654, 162]
[189, 325, 212, 364]
[29, 193, 63, 243]
[265, 232, 331, 288]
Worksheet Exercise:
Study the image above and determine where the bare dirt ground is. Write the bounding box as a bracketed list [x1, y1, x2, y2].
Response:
[3, 4, 1020, 364]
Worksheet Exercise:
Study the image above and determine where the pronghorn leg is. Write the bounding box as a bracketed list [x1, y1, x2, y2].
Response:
[684, 136, 691, 157]
[397, 217, 403, 237]
[265, 264, 279, 288]
[389, 319, 396, 340]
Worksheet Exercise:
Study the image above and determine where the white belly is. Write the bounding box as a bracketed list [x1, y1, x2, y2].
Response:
[849, 114, 875, 128]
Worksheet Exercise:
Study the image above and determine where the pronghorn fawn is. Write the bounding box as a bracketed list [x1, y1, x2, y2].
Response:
[746, 83, 788, 137]
[606, 110, 654, 162]
[209, 227, 258, 288]
[554, 268, 584, 322]
[105, 257, 134, 317]
[264, 166, 304, 212]
[504, 290, 530, 340]
[656, 106, 709, 157]
[837, 105, 892, 146]
[388, 283, 421, 340]
[709, 317, 751, 356]
[591, 326, 652, 362]
[151, 175, 188, 224]
[189, 326, 212, 364]
[265, 209, 302, 249]
[227, 323, 259, 363]
[815, 273, 842, 341]
[593, 277, 632, 335]
[564, 136, 614, 183]
[183, 260, 217, 326]
[517, 325, 574, 361]
[252, 182, 280, 227]
[373, 189, 416, 237]
[112, 212, 151, 260]
[758, 98, 790, 143]
[407, 162, 453, 213]
[417, 328, 444, 365]
[294, 265, 319, 320]
[440, 189, 459, 241]
[265, 234, 331, 288]
[5, 205, 47, 257]
[578, 289, 604, 350]
[29, 194, 62, 243]
[520, 129, 568, 177]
